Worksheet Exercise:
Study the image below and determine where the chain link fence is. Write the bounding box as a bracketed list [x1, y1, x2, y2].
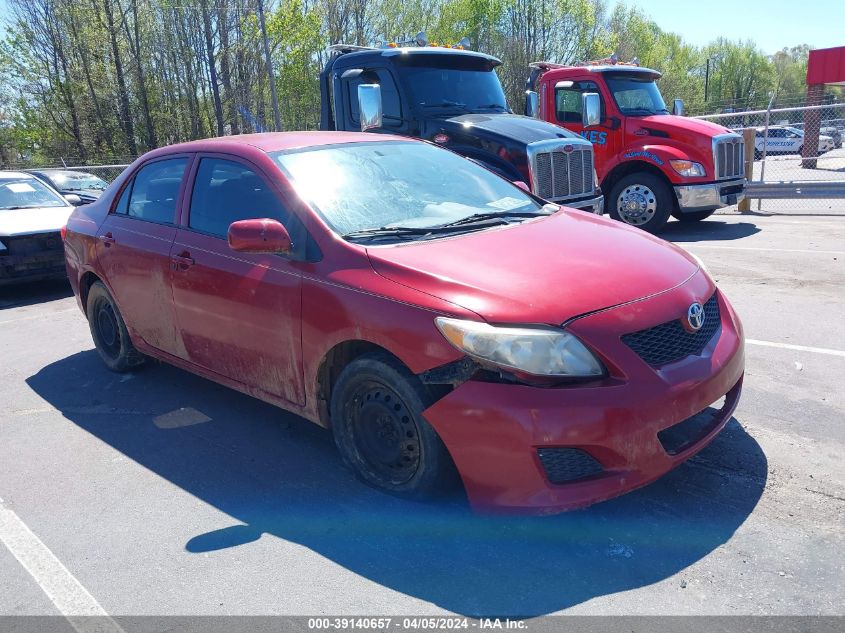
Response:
[3, 159, 133, 185]
[694, 102, 845, 212]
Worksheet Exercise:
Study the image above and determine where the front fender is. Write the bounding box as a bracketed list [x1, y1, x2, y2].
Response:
[622, 143, 712, 184]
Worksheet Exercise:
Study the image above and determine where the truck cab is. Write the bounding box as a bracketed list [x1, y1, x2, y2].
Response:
[526, 61, 747, 232]
[320, 42, 603, 214]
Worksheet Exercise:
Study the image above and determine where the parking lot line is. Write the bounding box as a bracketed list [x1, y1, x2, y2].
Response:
[747, 339, 845, 357]
[0, 499, 124, 633]
[687, 244, 845, 256]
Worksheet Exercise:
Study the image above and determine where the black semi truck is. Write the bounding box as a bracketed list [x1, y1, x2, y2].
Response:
[318, 41, 604, 213]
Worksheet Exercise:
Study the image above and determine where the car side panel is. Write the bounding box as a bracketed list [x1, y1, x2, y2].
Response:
[170, 228, 305, 406]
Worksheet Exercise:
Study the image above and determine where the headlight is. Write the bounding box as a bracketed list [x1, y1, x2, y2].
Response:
[670, 160, 706, 177]
[435, 317, 604, 377]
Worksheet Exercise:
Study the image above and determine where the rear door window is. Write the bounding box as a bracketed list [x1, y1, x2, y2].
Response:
[122, 158, 188, 224]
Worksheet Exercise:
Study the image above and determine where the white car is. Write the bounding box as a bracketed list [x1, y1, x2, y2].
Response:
[753, 126, 834, 158]
[0, 171, 76, 285]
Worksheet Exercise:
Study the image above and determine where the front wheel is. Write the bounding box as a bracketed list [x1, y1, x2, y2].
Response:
[672, 209, 716, 222]
[330, 352, 456, 499]
[607, 173, 672, 233]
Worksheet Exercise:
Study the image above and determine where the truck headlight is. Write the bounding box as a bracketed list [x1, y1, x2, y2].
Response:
[435, 317, 604, 377]
[670, 160, 706, 177]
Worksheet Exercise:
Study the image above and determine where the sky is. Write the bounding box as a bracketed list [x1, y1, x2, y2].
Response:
[0, 0, 842, 54]
[621, 0, 844, 53]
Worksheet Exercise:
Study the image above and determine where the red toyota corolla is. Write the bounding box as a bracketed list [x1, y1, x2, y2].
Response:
[63, 132, 744, 514]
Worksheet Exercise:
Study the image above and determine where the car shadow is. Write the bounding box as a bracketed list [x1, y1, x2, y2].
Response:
[27, 351, 766, 617]
[662, 219, 761, 242]
[0, 279, 72, 310]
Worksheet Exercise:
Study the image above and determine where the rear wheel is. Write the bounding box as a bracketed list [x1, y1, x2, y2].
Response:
[330, 352, 456, 499]
[87, 281, 145, 372]
[672, 209, 716, 222]
[607, 172, 671, 233]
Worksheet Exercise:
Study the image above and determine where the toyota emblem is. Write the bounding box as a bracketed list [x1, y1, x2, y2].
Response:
[687, 302, 705, 331]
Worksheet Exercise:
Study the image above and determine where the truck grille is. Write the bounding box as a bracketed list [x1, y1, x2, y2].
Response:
[714, 135, 745, 180]
[621, 293, 721, 367]
[529, 142, 594, 201]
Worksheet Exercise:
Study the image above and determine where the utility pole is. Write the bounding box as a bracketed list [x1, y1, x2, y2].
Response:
[257, 0, 283, 132]
[704, 58, 710, 103]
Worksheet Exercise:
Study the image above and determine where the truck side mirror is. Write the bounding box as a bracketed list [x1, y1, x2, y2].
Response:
[672, 99, 684, 116]
[357, 83, 383, 132]
[525, 91, 539, 118]
[582, 93, 601, 127]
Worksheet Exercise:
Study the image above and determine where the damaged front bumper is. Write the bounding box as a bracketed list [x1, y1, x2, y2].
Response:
[421, 275, 745, 514]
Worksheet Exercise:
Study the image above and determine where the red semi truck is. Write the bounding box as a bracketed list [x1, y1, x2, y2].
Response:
[526, 59, 747, 233]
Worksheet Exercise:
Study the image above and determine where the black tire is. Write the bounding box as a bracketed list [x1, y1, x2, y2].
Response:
[330, 351, 456, 499]
[672, 209, 716, 222]
[607, 172, 672, 233]
[87, 281, 145, 372]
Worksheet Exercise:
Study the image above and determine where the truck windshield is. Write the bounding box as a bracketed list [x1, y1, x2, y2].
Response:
[399, 65, 508, 113]
[273, 141, 544, 239]
[605, 75, 668, 116]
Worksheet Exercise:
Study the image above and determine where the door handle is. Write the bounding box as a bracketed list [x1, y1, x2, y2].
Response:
[97, 232, 116, 247]
[171, 252, 194, 271]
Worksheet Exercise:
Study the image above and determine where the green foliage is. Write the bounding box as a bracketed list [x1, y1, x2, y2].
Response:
[0, 0, 829, 166]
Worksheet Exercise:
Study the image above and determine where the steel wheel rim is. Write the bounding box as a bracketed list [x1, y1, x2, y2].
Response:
[96, 302, 121, 359]
[348, 381, 420, 485]
[617, 184, 657, 226]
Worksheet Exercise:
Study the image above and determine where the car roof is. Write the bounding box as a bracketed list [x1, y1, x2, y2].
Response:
[147, 131, 411, 157]
[0, 171, 39, 181]
[29, 169, 100, 178]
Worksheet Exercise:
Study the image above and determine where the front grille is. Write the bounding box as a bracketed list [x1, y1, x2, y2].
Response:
[714, 136, 745, 179]
[621, 294, 721, 367]
[531, 144, 594, 200]
[3, 232, 62, 256]
[537, 448, 604, 484]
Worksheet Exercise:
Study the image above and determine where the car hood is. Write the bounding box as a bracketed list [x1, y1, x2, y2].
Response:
[636, 114, 734, 138]
[441, 112, 581, 145]
[366, 210, 700, 324]
[0, 206, 74, 237]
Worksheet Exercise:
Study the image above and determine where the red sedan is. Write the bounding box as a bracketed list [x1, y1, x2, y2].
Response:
[63, 132, 744, 514]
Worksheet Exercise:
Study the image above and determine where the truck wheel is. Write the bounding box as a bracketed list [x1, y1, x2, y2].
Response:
[330, 352, 456, 500]
[87, 281, 145, 372]
[608, 173, 671, 233]
[672, 210, 715, 222]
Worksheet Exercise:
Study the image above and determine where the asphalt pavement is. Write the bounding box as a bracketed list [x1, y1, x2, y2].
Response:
[0, 211, 842, 620]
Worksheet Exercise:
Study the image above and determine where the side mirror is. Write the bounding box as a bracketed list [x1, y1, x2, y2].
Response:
[512, 180, 530, 192]
[228, 218, 292, 255]
[357, 83, 383, 132]
[672, 99, 684, 116]
[63, 194, 82, 206]
[525, 91, 539, 118]
[582, 92, 601, 127]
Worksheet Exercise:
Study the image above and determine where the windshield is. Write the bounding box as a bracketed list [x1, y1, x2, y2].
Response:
[50, 173, 108, 191]
[605, 75, 668, 116]
[0, 178, 69, 210]
[399, 64, 508, 113]
[273, 141, 543, 238]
